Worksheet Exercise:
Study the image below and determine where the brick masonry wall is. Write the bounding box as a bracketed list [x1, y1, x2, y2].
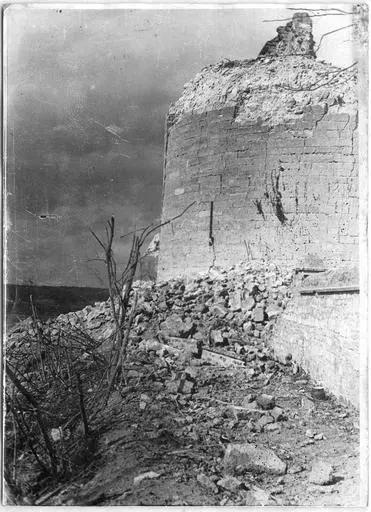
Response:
[268, 291, 360, 407]
[158, 105, 358, 281]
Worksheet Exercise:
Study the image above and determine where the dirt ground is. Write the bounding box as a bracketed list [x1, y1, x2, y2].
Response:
[40, 353, 359, 507]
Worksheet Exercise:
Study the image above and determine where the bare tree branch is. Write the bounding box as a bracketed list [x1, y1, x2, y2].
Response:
[287, 7, 352, 15]
[263, 13, 350, 22]
[315, 24, 354, 53]
[278, 61, 357, 92]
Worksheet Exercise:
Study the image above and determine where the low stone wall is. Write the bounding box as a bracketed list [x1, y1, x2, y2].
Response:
[269, 291, 359, 407]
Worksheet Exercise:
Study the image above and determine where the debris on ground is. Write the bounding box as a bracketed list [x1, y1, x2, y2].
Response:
[5, 262, 360, 506]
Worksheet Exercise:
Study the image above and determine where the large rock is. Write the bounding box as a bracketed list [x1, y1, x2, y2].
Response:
[223, 443, 287, 475]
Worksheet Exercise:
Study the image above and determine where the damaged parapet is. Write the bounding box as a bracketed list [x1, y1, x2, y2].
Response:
[158, 12, 358, 282]
[259, 12, 316, 58]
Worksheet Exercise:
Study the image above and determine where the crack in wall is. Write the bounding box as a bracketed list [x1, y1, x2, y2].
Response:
[270, 166, 288, 224]
[254, 199, 266, 219]
[208, 200, 217, 271]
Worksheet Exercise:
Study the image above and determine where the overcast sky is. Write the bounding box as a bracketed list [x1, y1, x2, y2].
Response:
[5, 5, 354, 287]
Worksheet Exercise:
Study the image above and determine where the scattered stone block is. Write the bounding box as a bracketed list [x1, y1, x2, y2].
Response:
[224, 443, 287, 475]
[256, 394, 276, 410]
[242, 296, 255, 312]
[257, 414, 274, 430]
[217, 475, 242, 491]
[211, 303, 228, 318]
[160, 314, 194, 338]
[265, 423, 281, 432]
[253, 307, 265, 322]
[288, 464, 305, 474]
[134, 471, 160, 485]
[309, 461, 334, 485]
[229, 291, 242, 311]
[197, 473, 218, 493]
[210, 330, 224, 345]
[271, 406, 284, 422]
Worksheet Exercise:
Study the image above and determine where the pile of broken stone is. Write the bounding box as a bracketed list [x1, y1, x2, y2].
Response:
[8, 262, 351, 504]
[8, 261, 294, 364]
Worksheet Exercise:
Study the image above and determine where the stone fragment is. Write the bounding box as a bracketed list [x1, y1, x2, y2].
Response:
[311, 386, 327, 400]
[194, 303, 208, 313]
[242, 321, 252, 333]
[265, 423, 281, 432]
[201, 349, 245, 368]
[127, 369, 142, 379]
[160, 314, 194, 338]
[253, 307, 265, 323]
[288, 464, 305, 474]
[266, 307, 282, 319]
[139, 393, 150, 410]
[301, 396, 315, 412]
[177, 373, 196, 395]
[242, 486, 275, 506]
[271, 406, 284, 422]
[256, 394, 276, 410]
[217, 475, 242, 491]
[223, 443, 287, 475]
[242, 394, 256, 406]
[234, 342, 244, 355]
[210, 330, 224, 345]
[197, 473, 218, 492]
[257, 414, 274, 431]
[308, 461, 334, 485]
[242, 296, 255, 312]
[211, 303, 228, 318]
[241, 399, 258, 409]
[229, 291, 242, 311]
[306, 429, 316, 438]
[50, 428, 62, 442]
[193, 331, 204, 341]
[134, 471, 160, 485]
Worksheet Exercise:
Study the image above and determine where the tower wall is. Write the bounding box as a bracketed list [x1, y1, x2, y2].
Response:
[158, 104, 358, 281]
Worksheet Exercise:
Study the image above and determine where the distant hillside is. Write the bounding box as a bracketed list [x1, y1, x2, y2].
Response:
[6, 284, 109, 328]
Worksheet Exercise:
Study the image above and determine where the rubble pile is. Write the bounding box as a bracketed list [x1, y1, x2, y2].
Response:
[6, 262, 359, 506]
[9, 261, 294, 370]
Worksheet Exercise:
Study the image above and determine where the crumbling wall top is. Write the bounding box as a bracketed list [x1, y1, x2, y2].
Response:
[259, 12, 316, 58]
[167, 13, 357, 128]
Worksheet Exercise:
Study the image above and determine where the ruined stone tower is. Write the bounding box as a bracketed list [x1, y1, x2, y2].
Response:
[158, 13, 358, 281]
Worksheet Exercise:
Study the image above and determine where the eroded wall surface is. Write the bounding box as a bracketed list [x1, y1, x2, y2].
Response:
[158, 105, 358, 281]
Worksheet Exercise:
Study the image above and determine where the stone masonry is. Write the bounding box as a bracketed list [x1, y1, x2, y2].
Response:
[157, 13, 360, 407]
[271, 291, 359, 407]
[158, 15, 358, 282]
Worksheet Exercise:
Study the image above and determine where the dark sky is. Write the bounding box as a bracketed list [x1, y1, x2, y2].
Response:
[5, 5, 353, 287]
